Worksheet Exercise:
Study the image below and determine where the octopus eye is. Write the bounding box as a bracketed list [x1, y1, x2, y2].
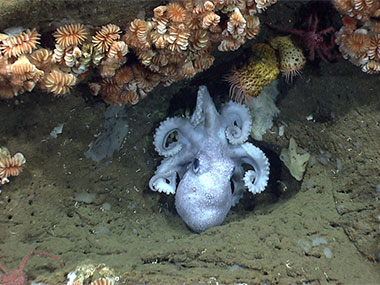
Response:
[192, 158, 200, 173]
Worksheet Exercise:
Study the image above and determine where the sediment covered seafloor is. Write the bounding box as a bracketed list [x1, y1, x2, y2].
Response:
[0, 0, 380, 284]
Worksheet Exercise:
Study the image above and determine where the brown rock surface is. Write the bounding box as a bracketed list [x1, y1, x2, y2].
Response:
[0, 0, 161, 33]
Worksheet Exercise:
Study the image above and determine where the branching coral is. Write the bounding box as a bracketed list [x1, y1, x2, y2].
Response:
[0, 0, 279, 104]
[334, 0, 380, 73]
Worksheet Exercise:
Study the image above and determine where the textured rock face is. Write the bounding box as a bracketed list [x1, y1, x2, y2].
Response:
[0, 0, 162, 33]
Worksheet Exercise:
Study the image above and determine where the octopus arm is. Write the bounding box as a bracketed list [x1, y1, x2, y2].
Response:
[153, 117, 193, 157]
[149, 153, 192, 195]
[231, 142, 270, 194]
[221, 101, 252, 145]
[149, 157, 178, 194]
[149, 171, 177, 194]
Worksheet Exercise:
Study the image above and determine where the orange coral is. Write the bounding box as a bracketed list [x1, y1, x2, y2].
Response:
[0, 147, 26, 185]
[245, 15, 260, 39]
[53, 23, 88, 48]
[227, 8, 246, 36]
[201, 12, 221, 29]
[166, 2, 187, 23]
[114, 66, 134, 85]
[108, 41, 128, 58]
[361, 60, 380, 73]
[153, 5, 167, 18]
[0, 53, 43, 97]
[9, 55, 44, 91]
[0, 0, 281, 105]
[132, 64, 161, 96]
[28, 48, 54, 70]
[9, 56, 38, 80]
[150, 32, 169, 49]
[189, 29, 210, 52]
[333, 0, 380, 22]
[193, 54, 214, 71]
[345, 30, 371, 57]
[368, 35, 380, 60]
[42, 69, 77, 95]
[99, 77, 139, 106]
[335, 6, 380, 74]
[124, 19, 152, 49]
[167, 24, 191, 52]
[180, 60, 196, 78]
[91, 0, 278, 104]
[92, 24, 121, 53]
[0, 28, 40, 58]
[204, 1, 215, 11]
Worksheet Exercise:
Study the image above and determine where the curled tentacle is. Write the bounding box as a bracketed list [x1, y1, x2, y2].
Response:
[149, 152, 193, 195]
[240, 142, 269, 194]
[153, 117, 189, 157]
[149, 170, 177, 194]
[221, 101, 252, 145]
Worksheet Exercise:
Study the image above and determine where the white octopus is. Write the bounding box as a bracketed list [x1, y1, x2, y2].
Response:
[149, 86, 270, 232]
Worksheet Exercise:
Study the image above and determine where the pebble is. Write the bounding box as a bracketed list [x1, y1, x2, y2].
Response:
[323, 247, 333, 259]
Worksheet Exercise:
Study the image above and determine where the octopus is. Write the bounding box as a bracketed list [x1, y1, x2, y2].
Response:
[149, 86, 270, 233]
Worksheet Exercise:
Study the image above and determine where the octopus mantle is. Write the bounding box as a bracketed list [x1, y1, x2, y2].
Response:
[149, 86, 270, 232]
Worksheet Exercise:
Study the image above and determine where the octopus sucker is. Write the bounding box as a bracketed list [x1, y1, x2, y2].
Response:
[221, 101, 252, 145]
[153, 117, 189, 157]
